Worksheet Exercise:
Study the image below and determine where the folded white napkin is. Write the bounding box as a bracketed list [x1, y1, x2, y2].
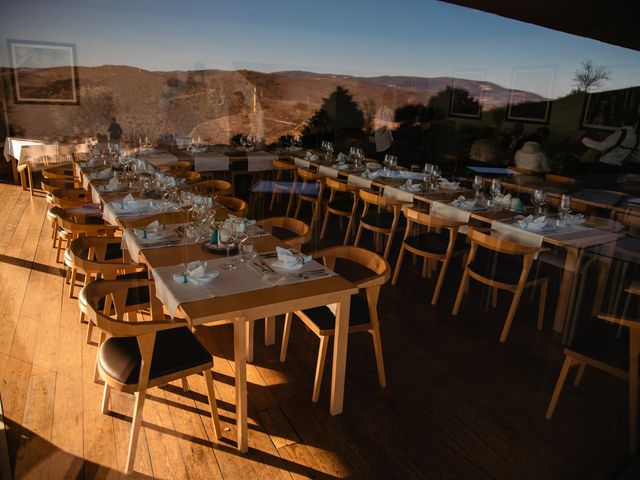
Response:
[102, 177, 119, 192]
[564, 213, 586, 225]
[91, 168, 112, 179]
[518, 215, 547, 230]
[499, 193, 512, 206]
[401, 180, 421, 192]
[365, 162, 380, 170]
[452, 196, 477, 210]
[116, 194, 146, 212]
[172, 260, 219, 285]
[133, 220, 166, 239]
[337, 163, 349, 170]
[227, 214, 257, 232]
[438, 178, 460, 191]
[361, 169, 371, 179]
[271, 246, 311, 271]
[337, 152, 349, 163]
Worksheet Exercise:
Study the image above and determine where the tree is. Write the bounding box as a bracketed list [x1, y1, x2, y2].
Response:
[573, 59, 611, 93]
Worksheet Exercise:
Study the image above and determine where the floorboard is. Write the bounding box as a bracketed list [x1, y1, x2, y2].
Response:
[0, 183, 630, 479]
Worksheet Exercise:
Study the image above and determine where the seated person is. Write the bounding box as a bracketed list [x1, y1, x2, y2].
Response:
[469, 127, 505, 165]
[582, 112, 638, 176]
[514, 127, 551, 173]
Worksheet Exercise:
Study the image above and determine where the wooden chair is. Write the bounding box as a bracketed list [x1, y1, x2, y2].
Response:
[81, 279, 221, 474]
[287, 168, 325, 226]
[451, 228, 549, 343]
[172, 170, 202, 184]
[269, 159, 297, 211]
[280, 246, 391, 401]
[56, 209, 119, 268]
[191, 179, 232, 196]
[218, 196, 249, 217]
[392, 207, 469, 305]
[168, 160, 192, 172]
[41, 177, 78, 195]
[42, 164, 75, 181]
[320, 177, 359, 245]
[545, 173, 579, 185]
[546, 285, 639, 455]
[353, 189, 405, 260]
[68, 236, 146, 340]
[50, 188, 93, 208]
[257, 217, 311, 250]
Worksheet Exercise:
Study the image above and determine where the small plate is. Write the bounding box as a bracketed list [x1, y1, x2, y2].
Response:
[201, 242, 238, 254]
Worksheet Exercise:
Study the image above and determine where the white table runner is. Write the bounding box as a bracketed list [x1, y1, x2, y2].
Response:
[318, 165, 340, 178]
[247, 151, 278, 172]
[347, 174, 372, 189]
[193, 152, 230, 172]
[152, 257, 334, 316]
[382, 185, 414, 203]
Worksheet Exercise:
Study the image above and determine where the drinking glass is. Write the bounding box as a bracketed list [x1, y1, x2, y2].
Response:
[240, 242, 255, 262]
[219, 223, 237, 270]
[473, 175, 484, 198]
[533, 189, 547, 215]
[557, 195, 571, 223]
[490, 179, 502, 201]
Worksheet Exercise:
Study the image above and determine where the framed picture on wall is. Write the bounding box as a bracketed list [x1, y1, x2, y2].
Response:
[506, 67, 555, 124]
[580, 87, 640, 130]
[7, 39, 79, 105]
[449, 70, 485, 119]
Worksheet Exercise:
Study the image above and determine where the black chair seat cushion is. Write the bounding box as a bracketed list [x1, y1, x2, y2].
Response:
[468, 247, 544, 285]
[361, 211, 395, 230]
[297, 292, 370, 333]
[328, 196, 354, 214]
[404, 231, 468, 255]
[98, 327, 212, 385]
[271, 226, 298, 242]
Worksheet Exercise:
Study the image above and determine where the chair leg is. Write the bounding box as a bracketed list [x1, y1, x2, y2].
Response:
[320, 210, 330, 239]
[452, 270, 469, 315]
[343, 215, 354, 246]
[537, 281, 548, 331]
[491, 287, 498, 309]
[69, 268, 77, 298]
[391, 246, 406, 286]
[421, 258, 428, 278]
[280, 312, 293, 362]
[101, 383, 111, 414]
[203, 370, 222, 439]
[181, 378, 189, 392]
[431, 258, 450, 306]
[499, 285, 526, 343]
[125, 389, 148, 475]
[371, 329, 386, 388]
[27, 165, 34, 196]
[56, 237, 64, 263]
[85, 320, 94, 344]
[545, 355, 575, 419]
[573, 363, 586, 386]
[94, 331, 106, 383]
[312, 336, 329, 403]
[382, 233, 393, 261]
[286, 192, 295, 217]
[294, 198, 302, 219]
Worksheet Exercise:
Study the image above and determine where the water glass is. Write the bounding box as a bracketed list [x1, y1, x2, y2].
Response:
[473, 175, 484, 197]
[490, 179, 502, 201]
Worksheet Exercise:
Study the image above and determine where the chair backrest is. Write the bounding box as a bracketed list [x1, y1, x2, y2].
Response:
[358, 188, 405, 211]
[51, 188, 92, 208]
[313, 245, 391, 289]
[68, 236, 134, 278]
[57, 210, 118, 237]
[403, 206, 465, 230]
[467, 227, 540, 257]
[325, 177, 357, 194]
[218, 196, 249, 217]
[42, 165, 74, 179]
[272, 159, 296, 171]
[172, 171, 201, 183]
[169, 161, 192, 171]
[41, 177, 77, 193]
[257, 216, 311, 249]
[191, 179, 232, 196]
[296, 167, 321, 182]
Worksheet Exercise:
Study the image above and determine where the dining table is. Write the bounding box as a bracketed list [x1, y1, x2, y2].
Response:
[78, 152, 359, 454]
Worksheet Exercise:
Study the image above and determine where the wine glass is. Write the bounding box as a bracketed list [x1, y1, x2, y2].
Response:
[490, 179, 502, 201]
[532, 189, 547, 215]
[219, 222, 237, 270]
[473, 175, 484, 198]
[557, 195, 571, 224]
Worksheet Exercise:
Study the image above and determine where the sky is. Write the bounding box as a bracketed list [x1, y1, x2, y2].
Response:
[2, 0, 640, 97]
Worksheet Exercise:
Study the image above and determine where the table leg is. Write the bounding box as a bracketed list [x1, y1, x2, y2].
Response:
[10, 157, 19, 185]
[330, 294, 351, 415]
[233, 316, 248, 453]
[264, 315, 276, 345]
[553, 247, 579, 333]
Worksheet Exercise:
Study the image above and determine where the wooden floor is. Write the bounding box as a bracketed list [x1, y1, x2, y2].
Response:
[0, 181, 631, 479]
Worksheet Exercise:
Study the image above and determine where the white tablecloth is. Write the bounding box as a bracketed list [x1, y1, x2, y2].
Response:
[152, 257, 334, 317]
[102, 199, 177, 226]
[3, 138, 43, 164]
[193, 152, 229, 172]
[121, 224, 185, 263]
[247, 151, 277, 172]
